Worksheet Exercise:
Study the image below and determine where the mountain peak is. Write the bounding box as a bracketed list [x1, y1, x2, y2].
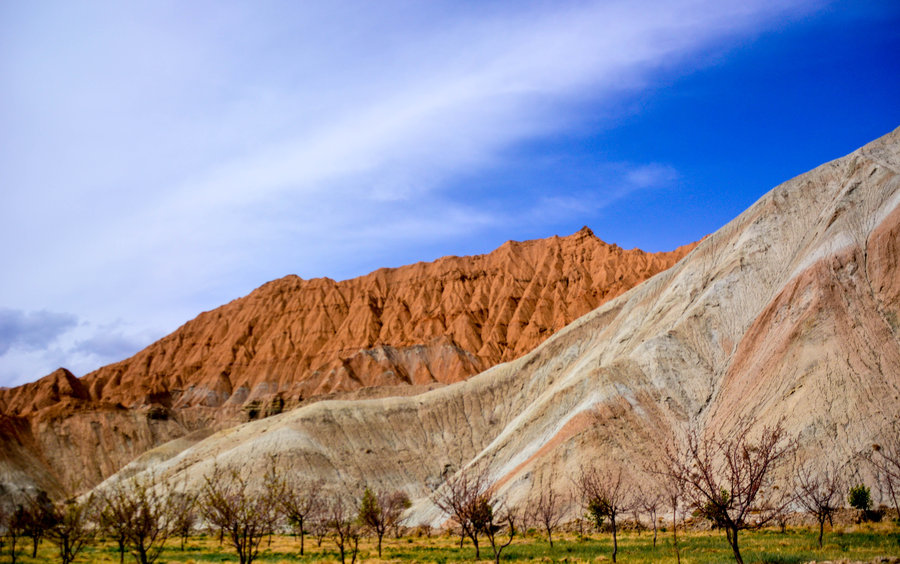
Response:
[573, 225, 595, 238]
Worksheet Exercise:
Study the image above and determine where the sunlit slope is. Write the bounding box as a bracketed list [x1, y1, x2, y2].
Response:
[99, 126, 900, 522]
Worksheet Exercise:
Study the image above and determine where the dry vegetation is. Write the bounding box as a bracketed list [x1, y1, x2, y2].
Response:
[2, 523, 900, 564]
[3, 421, 900, 563]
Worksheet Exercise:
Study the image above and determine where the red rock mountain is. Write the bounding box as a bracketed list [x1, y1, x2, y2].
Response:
[89, 127, 900, 526]
[0, 228, 694, 494]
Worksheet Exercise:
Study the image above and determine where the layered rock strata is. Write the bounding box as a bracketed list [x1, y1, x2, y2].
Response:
[0, 229, 692, 495]
[96, 127, 900, 524]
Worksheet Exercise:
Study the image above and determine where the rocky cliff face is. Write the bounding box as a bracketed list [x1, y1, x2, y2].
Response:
[69, 226, 692, 413]
[0, 229, 692, 495]
[96, 127, 900, 524]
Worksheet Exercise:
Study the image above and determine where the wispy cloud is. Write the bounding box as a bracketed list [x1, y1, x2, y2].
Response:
[0, 308, 78, 356]
[0, 313, 156, 387]
[626, 164, 680, 190]
[73, 325, 150, 361]
[0, 0, 824, 385]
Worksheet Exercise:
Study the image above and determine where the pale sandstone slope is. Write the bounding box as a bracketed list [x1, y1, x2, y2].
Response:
[105, 127, 900, 523]
[0, 229, 691, 495]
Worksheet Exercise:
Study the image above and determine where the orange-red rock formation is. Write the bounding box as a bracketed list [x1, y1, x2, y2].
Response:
[90, 127, 900, 525]
[0, 228, 693, 494]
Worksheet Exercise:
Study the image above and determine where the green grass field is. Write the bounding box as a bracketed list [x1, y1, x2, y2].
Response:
[6, 523, 900, 563]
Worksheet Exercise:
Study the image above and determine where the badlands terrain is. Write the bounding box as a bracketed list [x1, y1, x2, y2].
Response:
[1, 126, 898, 523]
[0, 223, 691, 498]
[87, 126, 900, 525]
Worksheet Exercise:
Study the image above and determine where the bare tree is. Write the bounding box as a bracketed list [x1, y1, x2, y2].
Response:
[630, 502, 644, 536]
[636, 486, 662, 547]
[795, 461, 842, 548]
[773, 504, 790, 534]
[0, 502, 6, 555]
[3, 491, 55, 562]
[311, 514, 329, 548]
[100, 472, 174, 564]
[528, 485, 565, 548]
[568, 490, 587, 536]
[199, 463, 280, 564]
[432, 467, 491, 559]
[5, 500, 27, 564]
[45, 495, 96, 564]
[98, 497, 128, 564]
[383, 490, 411, 542]
[577, 466, 632, 563]
[482, 499, 519, 564]
[358, 487, 411, 557]
[646, 453, 687, 563]
[664, 475, 684, 564]
[274, 477, 323, 556]
[324, 493, 360, 564]
[868, 428, 900, 523]
[22, 490, 54, 558]
[168, 489, 197, 551]
[664, 420, 795, 564]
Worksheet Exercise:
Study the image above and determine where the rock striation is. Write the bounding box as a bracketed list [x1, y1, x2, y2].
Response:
[68, 226, 692, 412]
[92, 127, 900, 524]
[0, 229, 692, 495]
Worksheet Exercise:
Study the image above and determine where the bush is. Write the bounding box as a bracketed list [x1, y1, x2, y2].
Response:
[848, 484, 872, 511]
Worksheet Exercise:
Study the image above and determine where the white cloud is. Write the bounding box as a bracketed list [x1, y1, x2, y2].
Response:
[0, 308, 78, 355]
[626, 164, 681, 189]
[0, 315, 159, 387]
[0, 0, 823, 385]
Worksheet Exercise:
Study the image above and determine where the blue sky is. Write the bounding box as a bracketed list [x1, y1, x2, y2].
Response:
[1, 0, 898, 387]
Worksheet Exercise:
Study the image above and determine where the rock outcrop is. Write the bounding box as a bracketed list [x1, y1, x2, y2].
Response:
[0, 229, 692, 495]
[95, 127, 900, 524]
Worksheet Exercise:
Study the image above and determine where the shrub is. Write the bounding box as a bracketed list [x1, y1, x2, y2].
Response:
[848, 484, 872, 510]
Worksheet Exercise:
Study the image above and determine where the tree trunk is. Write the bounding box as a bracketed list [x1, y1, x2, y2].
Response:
[672, 506, 681, 564]
[611, 515, 618, 563]
[889, 485, 900, 524]
[726, 525, 743, 564]
[349, 535, 359, 564]
[60, 537, 72, 564]
[8, 533, 17, 564]
[818, 517, 825, 548]
[377, 532, 383, 557]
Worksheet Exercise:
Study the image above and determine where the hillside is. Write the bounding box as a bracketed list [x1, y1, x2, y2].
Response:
[0, 228, 692, 495]
[96, 127, 900, 524]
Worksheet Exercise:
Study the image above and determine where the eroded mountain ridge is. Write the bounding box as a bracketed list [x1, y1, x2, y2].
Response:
[0, 227, 693, 494]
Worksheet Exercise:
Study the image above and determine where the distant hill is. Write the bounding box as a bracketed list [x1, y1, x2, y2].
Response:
[0, 225, 692, 496]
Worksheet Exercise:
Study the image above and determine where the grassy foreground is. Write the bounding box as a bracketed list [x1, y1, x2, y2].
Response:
[8, 524, 900, 563]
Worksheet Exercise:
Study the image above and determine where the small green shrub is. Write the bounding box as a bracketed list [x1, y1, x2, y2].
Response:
[848, 484, 872, 512]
